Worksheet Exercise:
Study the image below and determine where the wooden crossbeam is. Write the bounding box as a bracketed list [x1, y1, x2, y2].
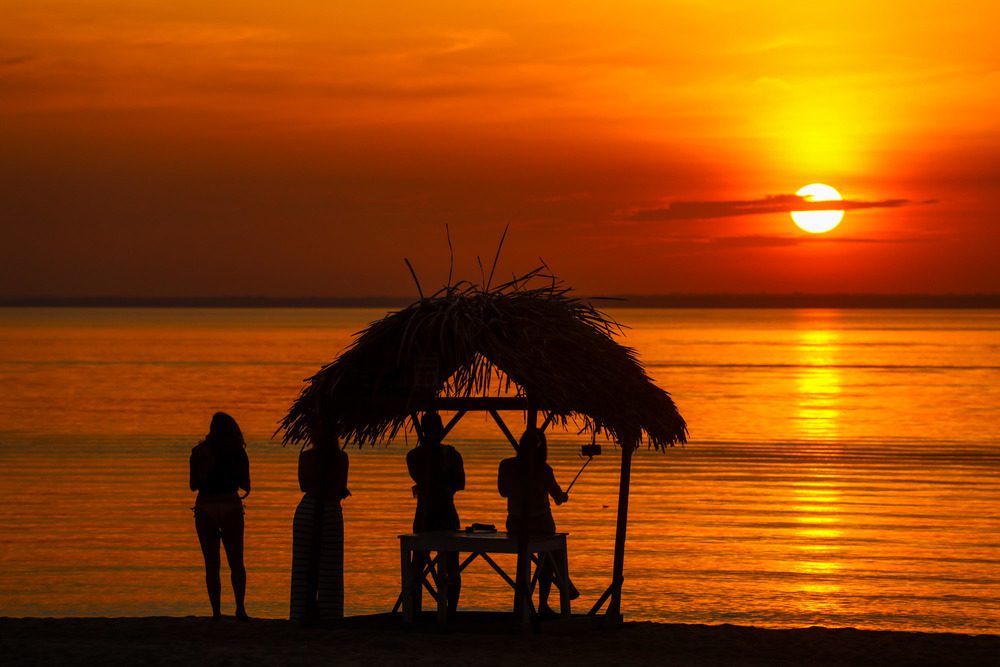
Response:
[588, 581, 615, 616]
[409, 412, 424, 441]
[489, 409, 520, 450]
[479, 552, 517, 590]
[442, 410, 466, 437]
[392, 552, 442, 613]
[457, 552, 478, 572]
[418, 396, 532, 411]
[540, 412, 555, 432]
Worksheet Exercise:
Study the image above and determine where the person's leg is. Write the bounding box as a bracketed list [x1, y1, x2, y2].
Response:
[220, 507, 248, 620]
[317, 505, 344, 622]
[446, 551, 461, 616]
[537, 514, 561, 614]
[307, 499, 325, 622]
[290, 496, 315, 623]
[537, 557, 555, 614]
[195, 512, 222, 618]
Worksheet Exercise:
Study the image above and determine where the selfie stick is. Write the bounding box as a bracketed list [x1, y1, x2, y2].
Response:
[564, 456, 593, 494]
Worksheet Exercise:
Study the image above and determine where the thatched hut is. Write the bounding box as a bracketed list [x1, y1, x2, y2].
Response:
[279, 268, 687, 621]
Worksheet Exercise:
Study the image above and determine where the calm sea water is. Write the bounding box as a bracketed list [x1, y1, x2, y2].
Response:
[0, 308, 997, 633]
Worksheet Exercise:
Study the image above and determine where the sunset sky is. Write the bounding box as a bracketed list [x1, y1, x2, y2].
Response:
[2, 1, 998, 297]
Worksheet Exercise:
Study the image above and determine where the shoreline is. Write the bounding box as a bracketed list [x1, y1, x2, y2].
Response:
[2, 616, 997, 666]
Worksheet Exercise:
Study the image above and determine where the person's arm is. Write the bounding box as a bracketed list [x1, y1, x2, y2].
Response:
[337, 450, 351, 499]
[297, 450, 309, 493]
[239, 449, 251, 498]
[189, 451, 200, 492]
[451, 448, 465, 493]
[497, 460, 510, 498]
[406, 448, 419, 483]
[545, 465, 568, 505]
[406, 448, 420, 498]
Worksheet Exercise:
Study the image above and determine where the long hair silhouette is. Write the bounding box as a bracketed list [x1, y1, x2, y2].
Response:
[203, 412, 245, 452]
[517, 428, 547, 469]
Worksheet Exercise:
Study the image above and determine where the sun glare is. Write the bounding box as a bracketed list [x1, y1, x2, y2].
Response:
[791, 183, 844, 234]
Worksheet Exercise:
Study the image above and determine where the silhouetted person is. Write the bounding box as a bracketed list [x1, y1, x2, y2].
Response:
[189, 412, 250, 620]
[290, 420, 350, 624]
[498, 428, 574, 615]
[407, 412, 465, 616]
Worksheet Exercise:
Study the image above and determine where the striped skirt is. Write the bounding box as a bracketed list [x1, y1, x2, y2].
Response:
[290, 495, 344, 622]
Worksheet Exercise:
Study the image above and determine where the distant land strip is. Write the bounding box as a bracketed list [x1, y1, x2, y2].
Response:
[2, 294, 1000, 308]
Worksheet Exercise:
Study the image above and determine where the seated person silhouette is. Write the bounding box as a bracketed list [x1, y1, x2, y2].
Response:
[498, 428, 577, 616]
[406, 412, 465, 617]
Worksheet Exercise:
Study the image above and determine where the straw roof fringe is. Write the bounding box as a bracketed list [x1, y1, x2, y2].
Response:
[278, 267, 687, 450]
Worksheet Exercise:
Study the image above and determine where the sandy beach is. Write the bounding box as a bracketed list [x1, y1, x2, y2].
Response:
[2, 616, 997, 666]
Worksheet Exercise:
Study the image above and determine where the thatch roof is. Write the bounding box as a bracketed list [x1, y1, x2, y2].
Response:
[278, 268, 687, 450]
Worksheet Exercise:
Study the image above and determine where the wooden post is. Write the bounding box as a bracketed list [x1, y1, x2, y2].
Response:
[607, 442, 634, 622]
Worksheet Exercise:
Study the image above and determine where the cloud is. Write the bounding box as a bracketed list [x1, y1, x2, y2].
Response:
[708, 234, 905, 249]
[0, 55, 34, 67]
[630, 194, 921, 222]
[597, 232, 942, 251]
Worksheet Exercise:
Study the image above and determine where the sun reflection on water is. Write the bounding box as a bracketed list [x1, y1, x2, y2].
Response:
[795, 327, 842, 440]
[788, 482, 845, 616]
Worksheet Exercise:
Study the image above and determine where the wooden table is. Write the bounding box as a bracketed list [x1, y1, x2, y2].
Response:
[397, 530, 571, 625]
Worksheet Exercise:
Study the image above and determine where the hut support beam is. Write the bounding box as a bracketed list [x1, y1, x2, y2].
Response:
[409, 412, 424, 441]
[606, 443, 634, 623]
[539, 412, 555, 432]
[489, 409, 519, 450]
[442, 410, 466, 437]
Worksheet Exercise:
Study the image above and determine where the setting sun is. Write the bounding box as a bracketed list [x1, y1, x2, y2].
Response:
[791, 184, 845, 234]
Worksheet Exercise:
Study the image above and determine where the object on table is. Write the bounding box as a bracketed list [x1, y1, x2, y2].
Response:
[464, 523, 497, 533]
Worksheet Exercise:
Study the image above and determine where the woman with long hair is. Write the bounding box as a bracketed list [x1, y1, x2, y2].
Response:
[497, 428, 572, 615]
[290, 420, 350, 624]
[189, 412, 250, 620]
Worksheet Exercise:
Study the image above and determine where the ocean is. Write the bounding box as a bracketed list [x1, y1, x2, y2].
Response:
[0, 307, 997, 633]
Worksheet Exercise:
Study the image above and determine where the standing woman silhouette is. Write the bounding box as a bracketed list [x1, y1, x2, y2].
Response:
[189, 412, 251, 620]
[290, 420, 350, 624]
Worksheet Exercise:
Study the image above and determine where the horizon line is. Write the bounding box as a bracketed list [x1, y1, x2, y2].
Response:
[2, 293, 999, 309]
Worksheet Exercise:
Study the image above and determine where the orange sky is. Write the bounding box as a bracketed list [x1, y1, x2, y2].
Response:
[2, 1, 998, 296]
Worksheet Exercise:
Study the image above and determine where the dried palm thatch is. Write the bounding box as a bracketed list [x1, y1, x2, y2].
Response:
[278, 266, 687, 450]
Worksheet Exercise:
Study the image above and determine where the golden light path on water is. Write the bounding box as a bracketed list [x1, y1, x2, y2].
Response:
[789, 322, 845, 613]
[0, 308, 998, 633]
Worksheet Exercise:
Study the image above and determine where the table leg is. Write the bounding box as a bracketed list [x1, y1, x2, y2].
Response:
[401, 545, 413, 624]
[412, 551, 428, 614]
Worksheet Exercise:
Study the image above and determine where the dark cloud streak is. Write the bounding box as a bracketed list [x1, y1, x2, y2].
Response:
[708, 234, 910, 249]
[0, 55, 35, 67]
[630, 194, 918, 222]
